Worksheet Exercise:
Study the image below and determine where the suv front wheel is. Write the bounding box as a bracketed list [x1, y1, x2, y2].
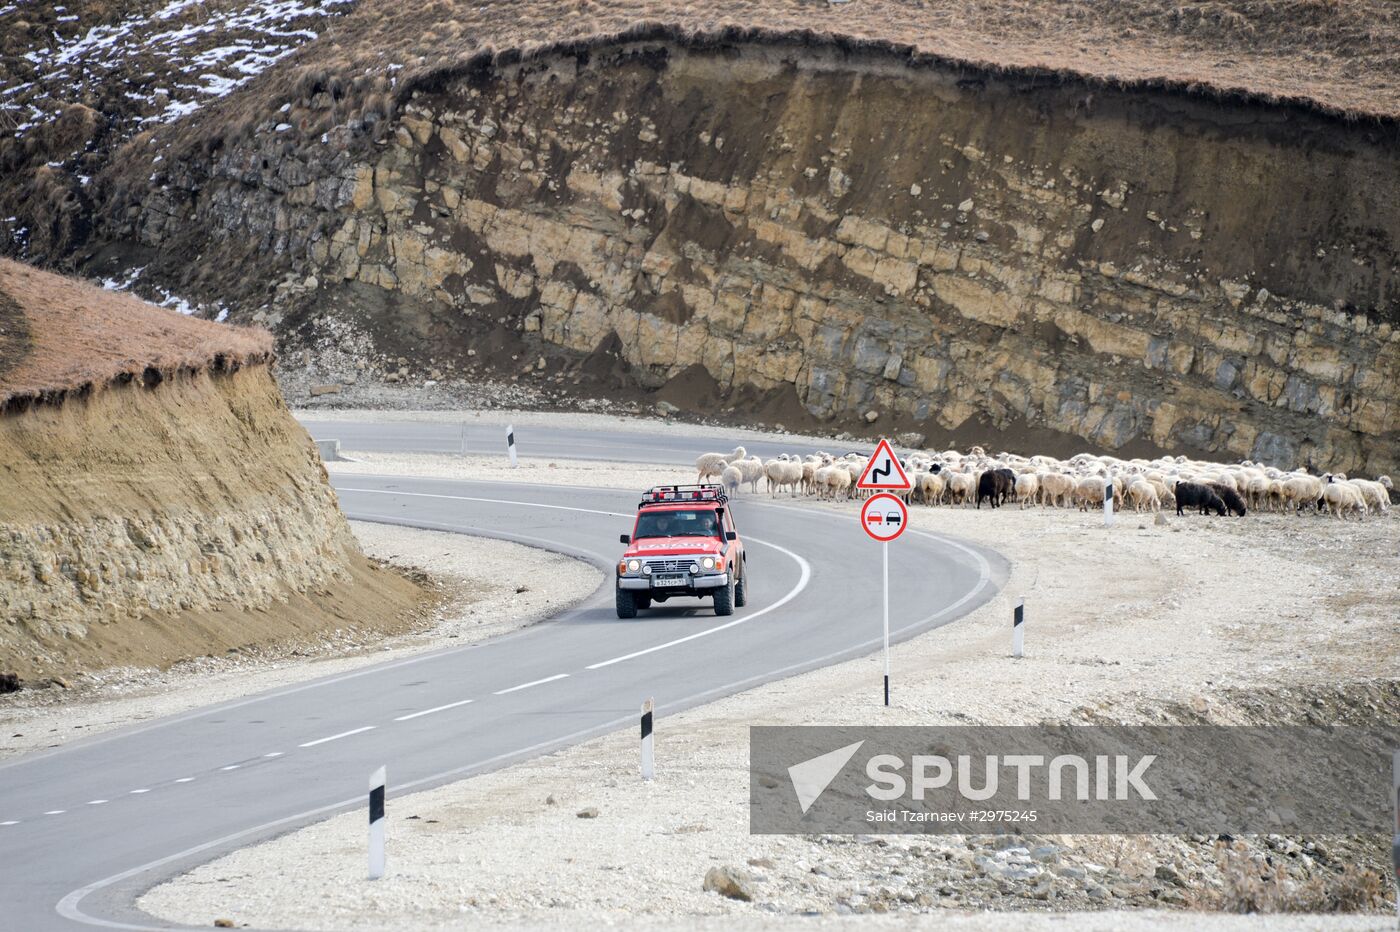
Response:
[733, 567, 748, 608]
[713, 575, 735, 616]
[616, 587, 638, 619]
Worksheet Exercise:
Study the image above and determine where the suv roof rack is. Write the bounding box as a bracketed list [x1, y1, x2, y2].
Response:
[639, 484, 728, 507]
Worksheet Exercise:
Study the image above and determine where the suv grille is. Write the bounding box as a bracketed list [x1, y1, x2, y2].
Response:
[645, 559, 690, 574]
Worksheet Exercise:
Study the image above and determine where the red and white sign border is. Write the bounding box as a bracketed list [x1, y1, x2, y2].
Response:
[860, 492, 909, 543]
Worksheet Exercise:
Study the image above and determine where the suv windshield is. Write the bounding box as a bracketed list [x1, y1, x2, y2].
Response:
[634, 509, 721, 539]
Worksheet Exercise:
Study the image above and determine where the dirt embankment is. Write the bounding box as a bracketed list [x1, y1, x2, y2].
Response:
[0, 263, 428, 685]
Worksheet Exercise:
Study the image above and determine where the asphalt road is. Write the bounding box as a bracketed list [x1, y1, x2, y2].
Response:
[298, 417, 866, 465]
[1, 449, 1006, 930]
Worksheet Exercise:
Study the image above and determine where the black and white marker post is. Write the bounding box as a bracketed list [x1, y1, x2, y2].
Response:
[1391, 749, 1399, 920]
[506, 424, 518, 468]
[368, 765, 386, 881]
[641, 698, 655, 781]
[1104, 480, 1115, 527]
[1012, 597, 1025, 658]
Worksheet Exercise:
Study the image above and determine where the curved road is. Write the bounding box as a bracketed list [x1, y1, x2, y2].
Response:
[0, 427, 1007, 931]
[298, 416, 867, 465]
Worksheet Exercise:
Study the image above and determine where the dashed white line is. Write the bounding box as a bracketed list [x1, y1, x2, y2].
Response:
[86, 800, 107, 806]
[129, 789, 150, 795]
[44, 810, 65, 815]
[220, 765, 240, 771]
[299, 725, 375, 748]
[174, 778, 194, 784]
[493, 673, 568, 695]
[1, 820, 19, 825]
[394, 699, 474, 721]
[263, 751, 283, 758]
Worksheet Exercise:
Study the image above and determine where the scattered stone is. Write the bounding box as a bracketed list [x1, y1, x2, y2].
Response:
[0, 673, 20, 693]
[747, 857, 775, 869]
[910, 183, 922, 196]
[50, 676, 70, 689]
[654, 400, 680, 416]
[703, 865, 756, 901]
[1091, 218, 1105, 233]
[1155, 863, 1186, 886]
[957, 198, 974, 213]
[895, 431, 926, 448]
[576, 807, 599, 819]
[1154, 512, 1169, 526]
[864, 410, 880, 424]
[214, 921, 234, 929]
[545, 795, 557, 805]
[308, 383, 341, 397]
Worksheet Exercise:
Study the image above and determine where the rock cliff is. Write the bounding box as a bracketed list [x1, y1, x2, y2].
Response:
[105, 40, 1400, 472]
[0, 261, 424, 682]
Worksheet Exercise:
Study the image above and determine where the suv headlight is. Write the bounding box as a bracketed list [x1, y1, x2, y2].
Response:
[627, 559, 641, 573]
[689, 562, 701, 575]
[701, 556, 715, 570]
[641, 563, 652, 575]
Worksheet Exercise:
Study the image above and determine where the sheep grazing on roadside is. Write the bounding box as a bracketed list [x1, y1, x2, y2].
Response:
[1013, 472, 1040, 509]
[1322, 474, 1366, 519]
[976, 468, 1015, 509]
[735, 455, 765, 494]
[1127, 478, 1161, 512]
[1209, 482, 1247, 517]
[720, 464, 742, 498]
[1347, 478, 1391, 514]
[1039, 472, 1075, 508]
[1175, 481, 1227, 516]
[696, 446, 745, 483]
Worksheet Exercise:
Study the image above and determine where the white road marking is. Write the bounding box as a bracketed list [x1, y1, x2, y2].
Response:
[299, 725, 375, 748]
[394, 699, 473, 721]
[44, 810, 65, 815]
[86, 800, 107, 806]
[337, 486, 815, 671]
[493, 674, 568, 695]
[219, 765, 239, 771]
[173, 778, 194, 784]
[129, 790, 149, 795]
[263, 752, 283, 758]
[0, 820, 18, 825]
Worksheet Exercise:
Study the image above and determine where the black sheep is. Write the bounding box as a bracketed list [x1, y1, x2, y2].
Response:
[976, 469, 1013, 509]
[1174, 481, 1226, 516]
[1209, 482, 1248, 516]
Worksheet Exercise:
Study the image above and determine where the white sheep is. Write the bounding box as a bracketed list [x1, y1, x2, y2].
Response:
[696, 446, 745, 483]
[1322, 475, 1365, 519]
[720, 464, 742, 498]
[1014, 472, 1040, 509]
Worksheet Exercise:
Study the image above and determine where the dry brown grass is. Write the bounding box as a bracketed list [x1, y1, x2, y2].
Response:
[164, 0, 1400, 150]
[0, 259, 273, 409]
[1192, 844, 1389, 913]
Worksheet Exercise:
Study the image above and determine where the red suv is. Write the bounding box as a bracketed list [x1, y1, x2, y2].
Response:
[616, 484, 748, 618]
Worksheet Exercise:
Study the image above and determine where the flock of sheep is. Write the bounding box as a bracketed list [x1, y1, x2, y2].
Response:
[697, 445, 1395, 519]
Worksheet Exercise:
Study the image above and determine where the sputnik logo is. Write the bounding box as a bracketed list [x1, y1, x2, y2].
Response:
[787, 740, 865, 814]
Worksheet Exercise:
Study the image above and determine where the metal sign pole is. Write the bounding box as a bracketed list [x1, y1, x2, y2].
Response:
[882, 540, 890, 707]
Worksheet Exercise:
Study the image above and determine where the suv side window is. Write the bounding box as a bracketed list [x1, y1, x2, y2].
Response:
[720, 507, 735, 537]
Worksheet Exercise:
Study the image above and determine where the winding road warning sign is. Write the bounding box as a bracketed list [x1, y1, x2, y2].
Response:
[856, 438, 911, 491]
[860, 492, 908, 543]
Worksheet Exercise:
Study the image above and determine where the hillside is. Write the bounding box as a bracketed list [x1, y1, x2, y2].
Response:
[0, 260, 427, 684]
[1, 2, 1396, 472]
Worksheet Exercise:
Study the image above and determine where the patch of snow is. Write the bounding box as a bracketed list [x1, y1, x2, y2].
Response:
[215, 308, 230, 323]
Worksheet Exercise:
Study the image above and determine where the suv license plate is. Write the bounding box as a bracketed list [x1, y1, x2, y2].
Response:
[652, 575, 686, 587]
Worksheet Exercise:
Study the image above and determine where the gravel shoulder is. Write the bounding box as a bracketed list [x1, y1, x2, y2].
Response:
[0, 522, 601, 761]
[143, 448, 1400, 930]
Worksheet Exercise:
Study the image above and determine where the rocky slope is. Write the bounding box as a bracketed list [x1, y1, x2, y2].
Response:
[93, 38, 1399, 473]
[0, 260, 425, 683]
